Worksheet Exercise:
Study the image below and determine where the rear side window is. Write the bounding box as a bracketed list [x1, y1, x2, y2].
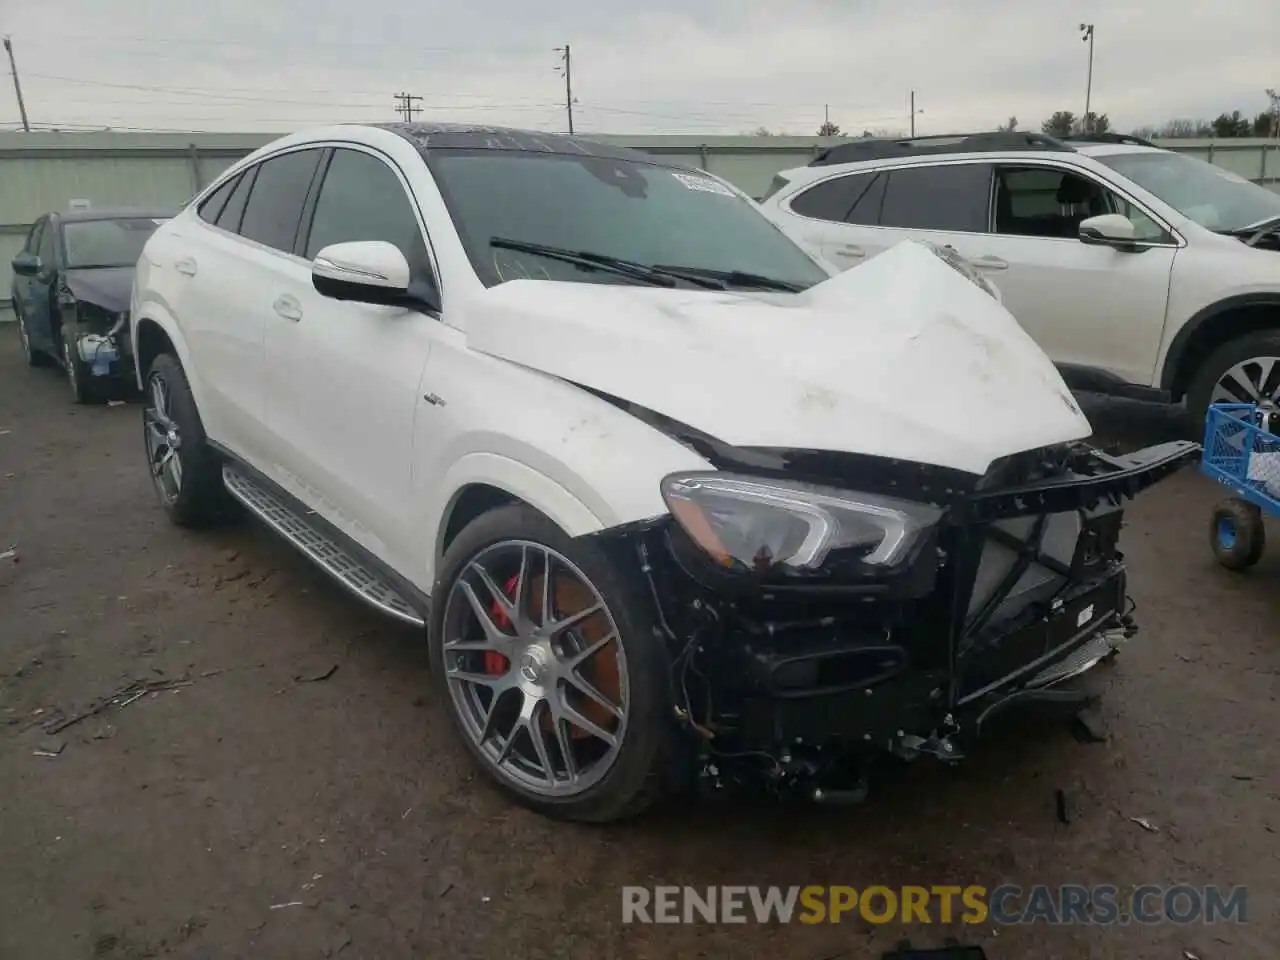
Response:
[879, 164, 993, 232]
[237, 149, 324, 253]
[197, 175, 240, 223]
[215, 172, 255, 233]
[789, 172, 878, 222]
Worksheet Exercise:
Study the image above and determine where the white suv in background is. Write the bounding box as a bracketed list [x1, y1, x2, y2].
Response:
[758, 132, 1280, 424]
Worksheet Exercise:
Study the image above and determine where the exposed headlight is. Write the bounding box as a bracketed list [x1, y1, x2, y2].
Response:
[660, 472, 943, 574]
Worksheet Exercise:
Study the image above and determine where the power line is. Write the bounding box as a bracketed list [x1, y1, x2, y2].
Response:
[553, 45, 574, 134]
[3, 35, 30, 132]
[393, 92, 423, 122]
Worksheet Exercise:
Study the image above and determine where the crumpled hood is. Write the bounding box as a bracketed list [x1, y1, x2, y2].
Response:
[63, 267, 133, 315]
[462, 240, 1091, 476]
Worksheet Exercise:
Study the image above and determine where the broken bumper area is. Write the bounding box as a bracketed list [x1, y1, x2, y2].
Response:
[75, 331, 128, 378]
[603, 439, 1198, 801]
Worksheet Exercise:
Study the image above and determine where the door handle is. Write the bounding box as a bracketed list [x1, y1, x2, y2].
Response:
[970, 256, 1008, 271]
[175, 257, 198, 277]
[833, 244, 865, 258]
[273, 294, 303, 322]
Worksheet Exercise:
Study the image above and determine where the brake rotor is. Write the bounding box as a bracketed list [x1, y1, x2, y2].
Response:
[484, 571, 621, 739]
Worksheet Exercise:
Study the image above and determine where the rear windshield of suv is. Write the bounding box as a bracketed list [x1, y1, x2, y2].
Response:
[1097, 151, 1280, 233]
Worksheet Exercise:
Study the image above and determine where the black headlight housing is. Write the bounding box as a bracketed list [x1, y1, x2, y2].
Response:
[660, 471, 945, 598]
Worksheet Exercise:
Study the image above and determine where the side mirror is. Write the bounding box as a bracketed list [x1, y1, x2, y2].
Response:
[11, 252, 41, 277]
[1079, 214, 1138, 248]
[312, 241, 430, 308]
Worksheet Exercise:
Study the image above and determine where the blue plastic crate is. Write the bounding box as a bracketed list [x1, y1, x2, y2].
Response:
[1200, 402, 1280, 517]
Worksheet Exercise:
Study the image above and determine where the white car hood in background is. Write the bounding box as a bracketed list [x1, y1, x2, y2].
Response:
[463, 240, 1092, 477]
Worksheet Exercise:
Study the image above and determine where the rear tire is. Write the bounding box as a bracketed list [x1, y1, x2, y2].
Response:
[1186, 330, 1280, 427]
[429, 503, 677, 823]
[1210, 497, 1265, 571]
[143, 352, 234, 527]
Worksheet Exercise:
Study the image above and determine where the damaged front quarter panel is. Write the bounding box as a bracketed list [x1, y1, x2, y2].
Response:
[580, 404, 1200, 803]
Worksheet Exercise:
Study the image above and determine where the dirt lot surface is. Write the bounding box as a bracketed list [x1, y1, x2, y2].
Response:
[1, 337, 1278, 960]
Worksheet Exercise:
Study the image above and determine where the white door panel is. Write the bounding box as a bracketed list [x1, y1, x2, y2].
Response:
[950, 235, 1176, 385]
[261, 260, 434, 577]
[173, 223, 270, 458]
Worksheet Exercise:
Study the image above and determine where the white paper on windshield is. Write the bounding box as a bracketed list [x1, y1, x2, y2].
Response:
[1209, 167, 1249, 185]
[671, 172, 736, 197]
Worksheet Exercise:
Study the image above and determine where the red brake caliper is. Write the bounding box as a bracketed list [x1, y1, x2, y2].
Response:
[483, 573, 520, 675]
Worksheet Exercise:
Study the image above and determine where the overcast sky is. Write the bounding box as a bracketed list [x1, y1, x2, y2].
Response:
[2, 0, 1276, 136]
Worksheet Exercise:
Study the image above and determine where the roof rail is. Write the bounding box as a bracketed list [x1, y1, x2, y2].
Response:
[1061, 132, 1159, 148]
[810, 131, 1074, 166]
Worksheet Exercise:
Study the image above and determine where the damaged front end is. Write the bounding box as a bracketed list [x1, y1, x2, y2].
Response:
[589, 433, 1198, 804]
[56, 283, 132, 380]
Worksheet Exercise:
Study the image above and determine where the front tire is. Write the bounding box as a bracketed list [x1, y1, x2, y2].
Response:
[142, 353, 234, 527]
[429, 503, 676, 823]
[62, 328, 101, 405]
[1187, 330, 1280, 426]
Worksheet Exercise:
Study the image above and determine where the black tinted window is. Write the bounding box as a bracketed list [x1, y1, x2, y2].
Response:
[879, 164, 992, 232]
[847, 172, 886, 225]
[790, 173, 878, 222]
[197, 175, 239, 223]
[238, 149, 323, 252]
[304, 149, 429, 283]
[215, 172, 254, 233]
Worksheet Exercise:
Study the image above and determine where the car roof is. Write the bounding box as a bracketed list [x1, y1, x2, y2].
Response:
[772, 138, 1172, 185]
[1071, 143, 1169, 158]
[53, 207, 174, 224]
[372, 121, 674, 167]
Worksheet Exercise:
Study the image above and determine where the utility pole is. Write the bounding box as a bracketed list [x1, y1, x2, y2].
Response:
[910, 90, 915, 137]
[3, 36, 30, 132]
[1080, 23, 1095, 134]
[554, 45, 574, 134]
[1267, 88, 1280, 138]
[392, 91, 422, 123]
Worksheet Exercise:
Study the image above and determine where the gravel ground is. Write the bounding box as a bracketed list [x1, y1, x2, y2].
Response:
[1, 335, 1278, 960]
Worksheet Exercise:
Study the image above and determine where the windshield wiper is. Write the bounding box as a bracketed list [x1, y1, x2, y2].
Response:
[651, 265, 805, 293]
[1220, 214, 1280, 237]
[489, 238, 677, 287]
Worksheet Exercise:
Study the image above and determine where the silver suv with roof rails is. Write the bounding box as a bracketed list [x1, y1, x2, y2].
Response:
[758, 131, 1280, 425]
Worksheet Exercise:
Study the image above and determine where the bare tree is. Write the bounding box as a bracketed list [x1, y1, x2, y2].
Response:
[817, 119, 841, 136]
[996, 116, 1018, 132]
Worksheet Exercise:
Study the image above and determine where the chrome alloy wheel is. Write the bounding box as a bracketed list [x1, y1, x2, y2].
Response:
[144, 373, 183, 503]
[440, 540, 630, 798]
[1211, 355, 1280, 405]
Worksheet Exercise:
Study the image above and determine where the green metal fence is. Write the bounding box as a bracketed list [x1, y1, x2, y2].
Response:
[3, 131, 1279, 311]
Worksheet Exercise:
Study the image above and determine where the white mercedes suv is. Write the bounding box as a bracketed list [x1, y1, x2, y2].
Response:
[129, 123, 1194, 822]
[758, 132, 1280, 425]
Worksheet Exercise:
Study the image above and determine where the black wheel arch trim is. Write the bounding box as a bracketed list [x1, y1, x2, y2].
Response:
[1161, 293, 1280, 393]
[205, 439, 434, 617]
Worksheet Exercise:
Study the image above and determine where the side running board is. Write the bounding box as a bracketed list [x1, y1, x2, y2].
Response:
[221, 464, 425, 627]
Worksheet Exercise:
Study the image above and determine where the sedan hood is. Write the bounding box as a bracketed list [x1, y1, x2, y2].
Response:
[462, 240, 1091, 476]
[63, 267, 133, 314]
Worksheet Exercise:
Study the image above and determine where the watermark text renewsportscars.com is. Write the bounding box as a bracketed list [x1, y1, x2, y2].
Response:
[621, 885, 1249, 926]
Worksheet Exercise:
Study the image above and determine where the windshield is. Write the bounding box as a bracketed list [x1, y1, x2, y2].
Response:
[428, 150, 831, 290]
[62, 217, 164, 269]
[1096, 151, 1280, 232]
